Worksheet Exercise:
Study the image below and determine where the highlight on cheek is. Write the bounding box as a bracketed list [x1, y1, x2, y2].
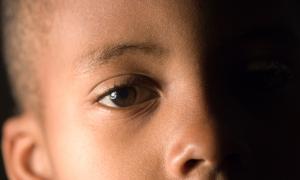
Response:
[94, 74, 160, 109]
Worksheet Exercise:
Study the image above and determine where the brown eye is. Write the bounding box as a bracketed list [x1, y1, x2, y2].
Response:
[98, 86, 158, 108]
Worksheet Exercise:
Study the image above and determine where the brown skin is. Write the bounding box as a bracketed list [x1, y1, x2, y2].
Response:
[2, 0, 300, 179]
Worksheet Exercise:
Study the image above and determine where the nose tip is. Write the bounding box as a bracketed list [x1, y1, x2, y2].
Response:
[168, 144, 206, 176]
[165, 125, 247, 179]
[166, 145, 246, 179]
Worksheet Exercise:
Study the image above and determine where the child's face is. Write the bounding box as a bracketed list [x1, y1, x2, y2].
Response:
[4, 0, 300, 179]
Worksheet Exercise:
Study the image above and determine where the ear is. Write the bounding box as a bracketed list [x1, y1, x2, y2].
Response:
[2, 113, 53, 180]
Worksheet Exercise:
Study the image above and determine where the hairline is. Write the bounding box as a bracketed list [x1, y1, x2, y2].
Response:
[2, 0, 54, 115]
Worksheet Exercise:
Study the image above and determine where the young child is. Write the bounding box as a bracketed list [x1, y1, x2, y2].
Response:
[1, 0, 300, 179]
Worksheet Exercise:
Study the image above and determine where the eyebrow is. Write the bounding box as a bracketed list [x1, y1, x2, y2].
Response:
[76, 42, 166, 74]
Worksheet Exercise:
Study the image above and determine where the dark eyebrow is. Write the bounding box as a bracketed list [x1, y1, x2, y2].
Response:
[76, 42, 165, 74]
[100, 43, 164, 59]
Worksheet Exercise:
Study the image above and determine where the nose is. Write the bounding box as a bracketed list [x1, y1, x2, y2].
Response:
[165, 117, 246, 179]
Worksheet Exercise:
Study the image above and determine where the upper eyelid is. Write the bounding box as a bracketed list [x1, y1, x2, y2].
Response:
[96, 79, 139, 100]
[87, 73, 152, 94]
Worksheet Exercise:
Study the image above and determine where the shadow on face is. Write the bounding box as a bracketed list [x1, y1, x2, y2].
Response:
[201, 0, 300, 179]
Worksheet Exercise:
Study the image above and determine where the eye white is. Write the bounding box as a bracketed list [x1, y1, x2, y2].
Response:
[98, 95, 120, 108]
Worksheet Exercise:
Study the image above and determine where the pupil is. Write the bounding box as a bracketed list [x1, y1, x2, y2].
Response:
[109, 87, 136, 107]
[110, 89, 129, 100]
[115, 88, 129, 99]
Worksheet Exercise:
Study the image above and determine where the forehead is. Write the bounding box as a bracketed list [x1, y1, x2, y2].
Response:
[41, 0, 299, 76]
[51, 0, 201, 41]
[47, 0, 290, 53]
[43, 0, 202, 72]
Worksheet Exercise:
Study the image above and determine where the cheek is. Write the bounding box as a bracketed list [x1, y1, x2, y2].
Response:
[41, 72, 165, 177]
[42, 103, 163, 179]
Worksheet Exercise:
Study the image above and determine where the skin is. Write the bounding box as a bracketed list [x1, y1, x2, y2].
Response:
[2, 0, 300, 179]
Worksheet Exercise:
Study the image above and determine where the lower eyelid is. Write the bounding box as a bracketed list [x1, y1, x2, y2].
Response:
[123, 98, 160, 121]
[95, 95, 160, 123]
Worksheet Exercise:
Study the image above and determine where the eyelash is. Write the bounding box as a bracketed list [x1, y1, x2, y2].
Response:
[97, 77, 139, 100]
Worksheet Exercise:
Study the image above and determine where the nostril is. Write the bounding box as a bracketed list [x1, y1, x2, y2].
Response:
[182, 159, 204, 174]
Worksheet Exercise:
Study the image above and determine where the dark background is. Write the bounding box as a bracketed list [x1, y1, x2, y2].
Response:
[0, 0, 14, 178]
[0, 44, 13, 180]
[0, 54, 13, 180]
[0, 51, 13, 179]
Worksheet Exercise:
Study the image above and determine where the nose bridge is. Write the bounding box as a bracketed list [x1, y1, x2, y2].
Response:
[177, 77, 225, 158]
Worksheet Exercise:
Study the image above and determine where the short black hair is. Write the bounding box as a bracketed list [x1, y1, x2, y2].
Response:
[1, 0, 53, 114]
